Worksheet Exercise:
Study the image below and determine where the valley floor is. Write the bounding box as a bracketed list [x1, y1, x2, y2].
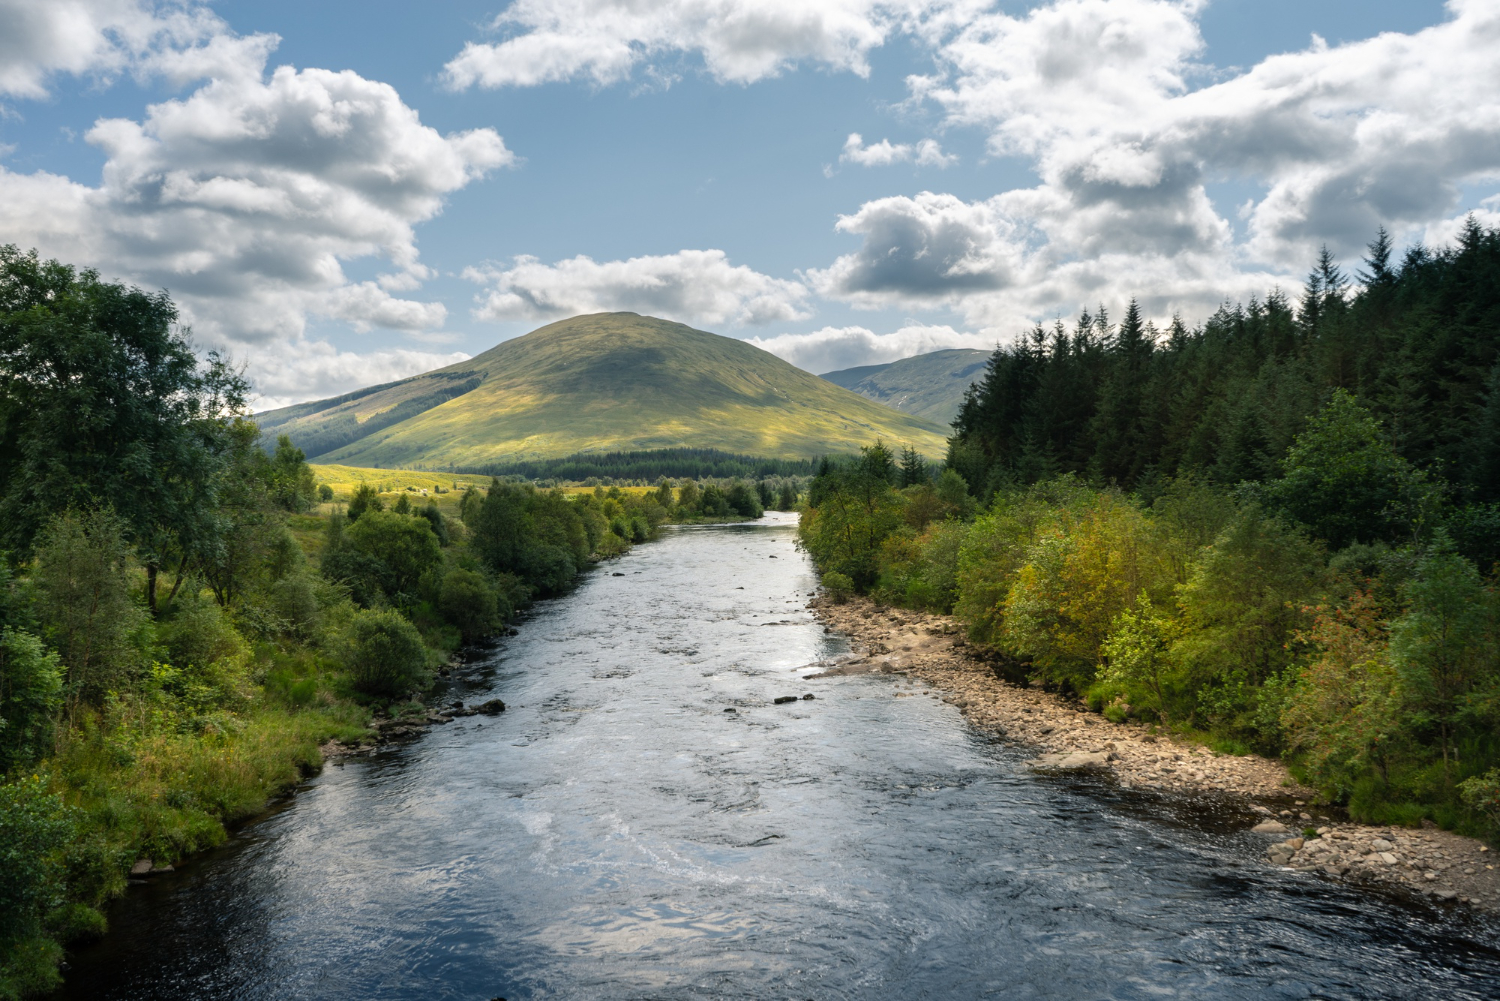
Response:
[807, 594, 1500, 913]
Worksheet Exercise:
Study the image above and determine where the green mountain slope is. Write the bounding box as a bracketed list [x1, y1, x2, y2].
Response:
[821, 348, 991, 427]
[256, 313, 948, 466]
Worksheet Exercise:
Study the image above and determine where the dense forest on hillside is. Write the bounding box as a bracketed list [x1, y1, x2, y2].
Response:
[802, 223, 1500, 844]
[0, 246, 799, 997]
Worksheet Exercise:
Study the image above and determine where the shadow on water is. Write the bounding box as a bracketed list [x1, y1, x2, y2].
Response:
[54, 513, 1500, 1000]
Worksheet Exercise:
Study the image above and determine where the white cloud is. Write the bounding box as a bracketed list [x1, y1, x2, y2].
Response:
[441, 0, 980, 90]
[0, 0, 256, 98]
[748, 322, 992, 373]
[465, 249, 811, 326]
[0, 31, 512, 402]
[249, 343, 472, 412]
[807, 0, 1500, 331]
[839, 132, 956, 167]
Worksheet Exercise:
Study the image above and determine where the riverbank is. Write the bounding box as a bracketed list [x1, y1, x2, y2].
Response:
[807, 593, 1500, 913]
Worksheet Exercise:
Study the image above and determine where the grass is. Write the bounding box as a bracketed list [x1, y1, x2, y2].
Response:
[267, 314, 948, 467]
[307, 464, 494, 500]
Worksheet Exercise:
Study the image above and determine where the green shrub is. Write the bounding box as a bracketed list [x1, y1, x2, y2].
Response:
[158, 588, 249, 672]
[32, 509, 147, 705]
[1458, 769, 1500, 832]
[344, 511, 443, 605]
[343, 609, 430, 698]
[438, 569, 500, 642]
[0, 629, 62, 772]
[0, 775, 71, 961]
[822, 571, 854, 603]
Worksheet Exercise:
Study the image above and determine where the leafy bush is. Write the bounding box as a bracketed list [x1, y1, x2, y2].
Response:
[821, 571, 854, 603]
[1458, 769, 1500, 832]
[32, 510, 147, 706]
[438, 569, 501, 642]
[0, 630, 62, 772]
[343, 609, 430, 698]
[343, 511, 443, 605]
[158, 588, 249, 672]
[0, 775, 71, 994]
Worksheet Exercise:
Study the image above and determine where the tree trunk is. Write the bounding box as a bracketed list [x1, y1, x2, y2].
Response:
[165, 555, 190, 604]
[146, 562, 159, 618]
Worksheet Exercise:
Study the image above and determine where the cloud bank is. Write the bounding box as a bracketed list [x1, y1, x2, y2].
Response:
[465, 249, 811, 326]
[441, 0, 977, 89]
[748, 322, 991, 374]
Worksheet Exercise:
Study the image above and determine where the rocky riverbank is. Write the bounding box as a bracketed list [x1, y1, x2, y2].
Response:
[807, 594, 1499, 913]
[319, 698, 506, 759]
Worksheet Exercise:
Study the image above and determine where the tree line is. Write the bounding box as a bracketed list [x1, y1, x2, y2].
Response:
[444, 447, 818, 483]
[802, 222, 1500, 847]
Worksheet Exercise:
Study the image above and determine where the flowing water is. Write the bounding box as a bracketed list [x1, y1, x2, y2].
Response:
[55, 514, 1500, 999]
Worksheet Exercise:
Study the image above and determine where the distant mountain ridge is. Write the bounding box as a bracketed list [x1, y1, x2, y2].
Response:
[256, 313, 948, 466]
[821, 348, 991, 426]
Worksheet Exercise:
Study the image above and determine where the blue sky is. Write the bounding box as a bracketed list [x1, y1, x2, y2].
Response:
[1, 0, 1491, 407]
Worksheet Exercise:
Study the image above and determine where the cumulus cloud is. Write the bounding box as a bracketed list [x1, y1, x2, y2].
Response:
[464, 249, 811, 326]
[839, 132, 956, 168]
[806, 0, 1500, 331]
[249, 343, 472, 412]
[748, 321, 992, 373]
[441, 0, 979, 89]
[0, 31, 512, 400]
[0, 0, 257, 98]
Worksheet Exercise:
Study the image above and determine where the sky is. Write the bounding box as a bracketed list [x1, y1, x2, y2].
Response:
[1, 0, 1495, 409]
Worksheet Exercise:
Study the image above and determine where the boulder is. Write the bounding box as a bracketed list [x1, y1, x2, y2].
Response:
[773, 696, 799, 705]
[1251, 820, 1291, 834]
[1030, 750, 1110, 771]
[476, 699, 506, 715]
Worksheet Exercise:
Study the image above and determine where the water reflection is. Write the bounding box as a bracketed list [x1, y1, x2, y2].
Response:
[56, 514, 1500, 999]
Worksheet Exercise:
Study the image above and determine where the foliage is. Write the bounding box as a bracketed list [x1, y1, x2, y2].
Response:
[438, 569, 502, 642]
[345, 483, 383, 522]
[32, 511, 147, 708]
[267, 436, 317, 512]
[342, 511, 443, 607]
[0, 630, 62, 772]
[1283, 591, 1402, 795]
[821, 571, 854, 603]
[1387, 541, 1497, 785]
[0, 775, 71, 996]
[343, 609, 430, 699]
[1100, 595, 1176, 723]
[0, 245, 249, 613]
[1265, 391, 1435, 548]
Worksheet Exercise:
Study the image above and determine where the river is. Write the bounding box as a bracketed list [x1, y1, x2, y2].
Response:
[55, 514, 1500, 999]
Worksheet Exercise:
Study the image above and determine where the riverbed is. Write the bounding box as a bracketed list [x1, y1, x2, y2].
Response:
[54, 514, 1500, 999]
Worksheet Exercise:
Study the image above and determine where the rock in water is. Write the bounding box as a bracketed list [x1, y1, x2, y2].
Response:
[773, 696, 799, 705]
[476, 699, 506, 715]
[802, 693, 815, 700]
[1030, 751, 1110, 771]
[1251, 820, 1291, 834]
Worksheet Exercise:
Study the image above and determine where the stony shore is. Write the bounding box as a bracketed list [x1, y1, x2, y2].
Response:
[807, 594, 1499, 913]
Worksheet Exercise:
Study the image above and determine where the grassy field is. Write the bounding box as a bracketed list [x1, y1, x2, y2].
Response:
[307, 464, 494, 500]
[263, 314, 948, 467]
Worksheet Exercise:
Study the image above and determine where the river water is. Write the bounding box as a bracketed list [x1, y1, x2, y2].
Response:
[56, 514, 1500, 999]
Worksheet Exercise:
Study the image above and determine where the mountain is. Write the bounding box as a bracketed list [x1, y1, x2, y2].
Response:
[256, 313, 948, 467]
[820, 348, 991, 427]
